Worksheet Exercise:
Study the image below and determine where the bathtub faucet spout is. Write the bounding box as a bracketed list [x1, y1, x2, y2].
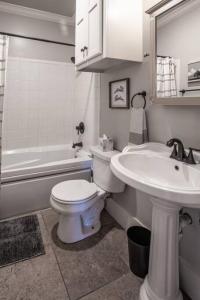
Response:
[72, 142, 83, 149]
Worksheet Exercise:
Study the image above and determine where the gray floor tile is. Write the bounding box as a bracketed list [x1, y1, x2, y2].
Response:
[80, 272, 141, 300]
[0, 209, 192, 300]
[103, 224, 129, 266]
[100, 210, 118, 226]
[42, 209, 130, 300]
[37, 212, 53, 248]
[0, 212, 69, 300]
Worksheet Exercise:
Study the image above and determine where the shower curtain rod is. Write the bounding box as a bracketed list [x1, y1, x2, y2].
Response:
[0, 32, 75, 47]
[143, 54, 172, 58]
[157, 55, 172, 58]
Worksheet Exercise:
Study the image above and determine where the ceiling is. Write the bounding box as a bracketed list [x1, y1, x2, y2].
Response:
[1, 0, 75, 17]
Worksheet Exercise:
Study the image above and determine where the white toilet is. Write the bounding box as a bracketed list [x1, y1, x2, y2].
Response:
[50, 146, 125, 243]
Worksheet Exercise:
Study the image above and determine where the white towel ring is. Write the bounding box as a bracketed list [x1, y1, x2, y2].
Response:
[131, 91, 147, 109]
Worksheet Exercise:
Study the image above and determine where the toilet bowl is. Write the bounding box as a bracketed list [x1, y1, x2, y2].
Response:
[50, 146, 125, 243]
[50, 180, 106, 243]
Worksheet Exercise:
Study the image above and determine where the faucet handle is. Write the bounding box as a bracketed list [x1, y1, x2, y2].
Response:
[170, 144, 178, 159]
[72, 142, 83, 149]
[186, 147, 200, 165]
[189, 147, 200, 153]
[76, 122, 85, 135]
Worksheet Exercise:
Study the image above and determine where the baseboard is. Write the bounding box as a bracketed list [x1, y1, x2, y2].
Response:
[105, 197, 147, 230]
[105, 197, 200, 300]
[180, 257, 200, 300]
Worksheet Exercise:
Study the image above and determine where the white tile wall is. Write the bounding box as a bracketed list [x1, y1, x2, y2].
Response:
[2, 57, 100, 151]
[73, 71, 100, 150]
[2, 57, 75, 150]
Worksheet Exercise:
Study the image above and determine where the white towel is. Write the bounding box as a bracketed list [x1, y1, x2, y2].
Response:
[129, 108, 148, 145]
[157, 57, 177, 97]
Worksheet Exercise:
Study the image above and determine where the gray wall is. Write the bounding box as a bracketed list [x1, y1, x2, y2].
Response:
[1, 0, 75, 17]
[100, 2, 200, 152]
[8, 37, 74, 62]
[100, 0, 200, 296]
[0, 10, 75, 62]
[0, 11, 75, 44]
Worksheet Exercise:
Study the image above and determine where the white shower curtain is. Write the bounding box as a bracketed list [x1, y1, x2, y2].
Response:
[0, 35, 9, 185]
[157, 57, 177, 98]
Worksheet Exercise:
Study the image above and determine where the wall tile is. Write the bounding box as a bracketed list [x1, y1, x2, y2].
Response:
[2, 58, 76, 151]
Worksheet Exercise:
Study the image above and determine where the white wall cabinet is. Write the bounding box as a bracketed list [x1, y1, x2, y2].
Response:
[75, 0, 102, 66]
[75, 0, 143, 72]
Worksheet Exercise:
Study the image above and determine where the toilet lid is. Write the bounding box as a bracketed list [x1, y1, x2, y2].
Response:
[51, 180, 98, 204]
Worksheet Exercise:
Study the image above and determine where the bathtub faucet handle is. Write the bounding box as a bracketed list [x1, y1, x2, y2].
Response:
[72, 142, 83, 149]
[76, 122, 85, 135]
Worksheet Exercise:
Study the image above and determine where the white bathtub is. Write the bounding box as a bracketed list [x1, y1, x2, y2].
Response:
[2, 145, 92, 183]
[1, 145, 92, 219]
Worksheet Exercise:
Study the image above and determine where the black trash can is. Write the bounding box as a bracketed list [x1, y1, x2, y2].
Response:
[127, 226, 151, 278]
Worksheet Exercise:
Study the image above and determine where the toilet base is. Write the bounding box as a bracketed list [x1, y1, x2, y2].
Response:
[50, 186, 106, 244]
[57, 213, 102, 243]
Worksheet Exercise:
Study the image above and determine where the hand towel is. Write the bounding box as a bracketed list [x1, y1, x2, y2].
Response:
[129, 108, 148, 145]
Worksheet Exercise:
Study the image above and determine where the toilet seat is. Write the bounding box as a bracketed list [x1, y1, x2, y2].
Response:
[51, 180, 98, 205]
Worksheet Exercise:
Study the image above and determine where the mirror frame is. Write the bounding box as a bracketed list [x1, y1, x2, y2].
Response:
[146, 0, 200, 105]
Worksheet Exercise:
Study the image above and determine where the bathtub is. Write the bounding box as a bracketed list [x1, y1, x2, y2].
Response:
[1, 145, 92, 219]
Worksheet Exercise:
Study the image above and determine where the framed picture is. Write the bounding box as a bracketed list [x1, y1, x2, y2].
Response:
[188, 61, 200, 84]
[109, 78, 130, 109]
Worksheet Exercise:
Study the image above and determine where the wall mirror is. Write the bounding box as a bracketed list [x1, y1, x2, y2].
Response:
[147, 0, 200, 105]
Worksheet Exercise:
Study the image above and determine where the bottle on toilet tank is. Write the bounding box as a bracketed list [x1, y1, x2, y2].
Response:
[99, 134, 114, 152]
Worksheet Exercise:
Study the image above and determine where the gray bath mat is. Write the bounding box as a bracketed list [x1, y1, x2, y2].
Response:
[0, 215, 45, 268]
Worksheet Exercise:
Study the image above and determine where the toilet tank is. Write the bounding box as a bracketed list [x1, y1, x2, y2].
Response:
[90, 146, 125, 193]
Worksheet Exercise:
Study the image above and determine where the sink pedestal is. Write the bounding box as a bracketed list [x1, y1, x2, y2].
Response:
[110, 142, 200, 299]
[139, 198, 183, 300]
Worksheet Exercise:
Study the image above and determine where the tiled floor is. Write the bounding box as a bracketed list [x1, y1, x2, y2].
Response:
[0, 209, 141, 300]
[0, 209, 191, 300]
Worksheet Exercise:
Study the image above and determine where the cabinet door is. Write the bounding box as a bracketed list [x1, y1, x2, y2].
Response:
[75, 0, 89, 65]
[76, 0, 88, 23]
[87, 0, 102, 60]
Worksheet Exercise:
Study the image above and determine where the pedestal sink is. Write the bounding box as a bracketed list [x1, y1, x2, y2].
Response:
[111, 143, 200, 300]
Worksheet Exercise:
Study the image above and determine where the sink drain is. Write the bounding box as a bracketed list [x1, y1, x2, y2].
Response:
[175, 165, 179, 171]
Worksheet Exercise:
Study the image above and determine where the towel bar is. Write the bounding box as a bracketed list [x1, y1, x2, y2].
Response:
[131, 91, 147, 109]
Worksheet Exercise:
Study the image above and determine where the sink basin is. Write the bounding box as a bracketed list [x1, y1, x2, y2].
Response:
[111, 142, 200, 207]
[111, 143, 200, 300]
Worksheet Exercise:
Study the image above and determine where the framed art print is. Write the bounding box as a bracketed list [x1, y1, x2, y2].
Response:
[109, 78, 130, 109]
[188, 61, 200, 84]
